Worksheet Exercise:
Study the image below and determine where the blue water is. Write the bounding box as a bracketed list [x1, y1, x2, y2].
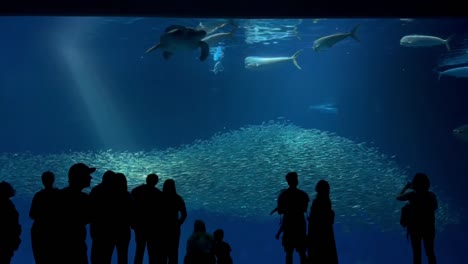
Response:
[1, 17, 468, 263]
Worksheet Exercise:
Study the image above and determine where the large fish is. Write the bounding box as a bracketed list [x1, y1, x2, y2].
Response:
[145, 25, 209, 61]
[312, 24, 360, 51]
[400, 34, 454, 51]
[437, 66, 468, 80]
[244, 50, 303, 70]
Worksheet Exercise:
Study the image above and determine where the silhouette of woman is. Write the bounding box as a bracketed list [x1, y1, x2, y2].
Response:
[307, 179, 338, 264]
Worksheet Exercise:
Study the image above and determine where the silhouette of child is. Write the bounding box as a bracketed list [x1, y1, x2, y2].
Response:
[212, 229, 233, 264]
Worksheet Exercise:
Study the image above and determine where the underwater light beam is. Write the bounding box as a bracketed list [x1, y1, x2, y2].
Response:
[57, 18, 134, 149]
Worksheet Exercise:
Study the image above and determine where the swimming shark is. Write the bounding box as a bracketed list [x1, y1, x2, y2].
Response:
[244, 50, 303, 70]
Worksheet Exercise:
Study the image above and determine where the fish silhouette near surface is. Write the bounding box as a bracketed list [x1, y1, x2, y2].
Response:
[437, 66, 468, 80]
[145, 25, 210, 61]
[312, 24, 360, 51]
[400, 34, 454, 51]
[244, 50, 303, 70]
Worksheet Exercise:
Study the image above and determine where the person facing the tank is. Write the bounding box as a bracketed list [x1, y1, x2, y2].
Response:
[276, 172, 309, 264]
[397, 173, 438, 264]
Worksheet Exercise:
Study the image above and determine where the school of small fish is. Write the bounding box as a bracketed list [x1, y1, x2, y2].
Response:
[0, 121, 459, 232]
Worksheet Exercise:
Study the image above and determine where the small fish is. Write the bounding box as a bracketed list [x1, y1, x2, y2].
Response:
[196, 19, 237, 35]
[312, 24, 360, 51]
[312, 18, 327, 24]
[453, 124, 468, 142]
[400, 34, 454, 51]
[210, 46, 225, 62]
[210, 61, 224, 75]
[399, 18, 415, 22]
[309, 103, 339, 114]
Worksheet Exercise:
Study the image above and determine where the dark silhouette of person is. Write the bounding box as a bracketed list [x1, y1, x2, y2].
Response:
[90, 170, 115, 264]
[29, 171, 61, 264]
[270, 189, 287, 240]
[276, 172, 309, 264]
[307, 179, 338, 264]
[0, 181, 21, 264]
[56, 162, 95, 264]
[90, 171, 133, 264]
[131, 173, 163, 264]
[397, 173, 438, 264]
[184, 219, 215, 264]
[212, 229, 233, 264]
[160, 179, 187, 264]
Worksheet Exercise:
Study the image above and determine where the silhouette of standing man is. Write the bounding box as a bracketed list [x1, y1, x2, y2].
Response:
[397, 173, 438, 264]
[56, 163, 95, 264]
[276, 172, 309, 264]
[131, 173, 163, 264]
[29, 171, 60, 264]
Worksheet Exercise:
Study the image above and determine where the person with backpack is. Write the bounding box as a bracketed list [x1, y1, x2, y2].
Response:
[397, 173, 438, 264]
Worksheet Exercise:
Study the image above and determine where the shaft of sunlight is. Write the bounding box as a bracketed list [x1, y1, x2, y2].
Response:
[56, 17, 134, 150]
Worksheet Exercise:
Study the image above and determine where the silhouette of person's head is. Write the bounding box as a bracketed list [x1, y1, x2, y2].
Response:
[194, 219, 206, 233]
[0, 181, 16, 199]
[163, 179, 176, 194]
[146, 173, 158, 187]
[102, 170, 115, 185]
[68, 163, 95, 190]
[115, 172, 128, 191]
[213, 229, 224, 242]
[41, 171, 55, 189]
[286, 172, 299, 188]
[315, 179, 330, 196]
[411, 172, 430, 192]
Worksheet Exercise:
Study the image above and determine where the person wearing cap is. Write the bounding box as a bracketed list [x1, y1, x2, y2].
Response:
[56, 163, 96, 264]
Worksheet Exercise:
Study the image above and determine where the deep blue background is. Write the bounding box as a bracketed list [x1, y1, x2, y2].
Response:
[1, 17, 468, 263]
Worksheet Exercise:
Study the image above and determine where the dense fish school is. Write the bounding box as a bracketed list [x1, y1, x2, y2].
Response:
[0, 121, 458, 232]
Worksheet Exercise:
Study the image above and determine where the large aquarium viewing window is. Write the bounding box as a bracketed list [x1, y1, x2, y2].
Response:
[0, 16, 467, 264]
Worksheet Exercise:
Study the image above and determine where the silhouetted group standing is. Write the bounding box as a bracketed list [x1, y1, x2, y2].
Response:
[0, 162, 438, 264]
[0, 162, 234, 264]
[272, 171, 438, 264]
